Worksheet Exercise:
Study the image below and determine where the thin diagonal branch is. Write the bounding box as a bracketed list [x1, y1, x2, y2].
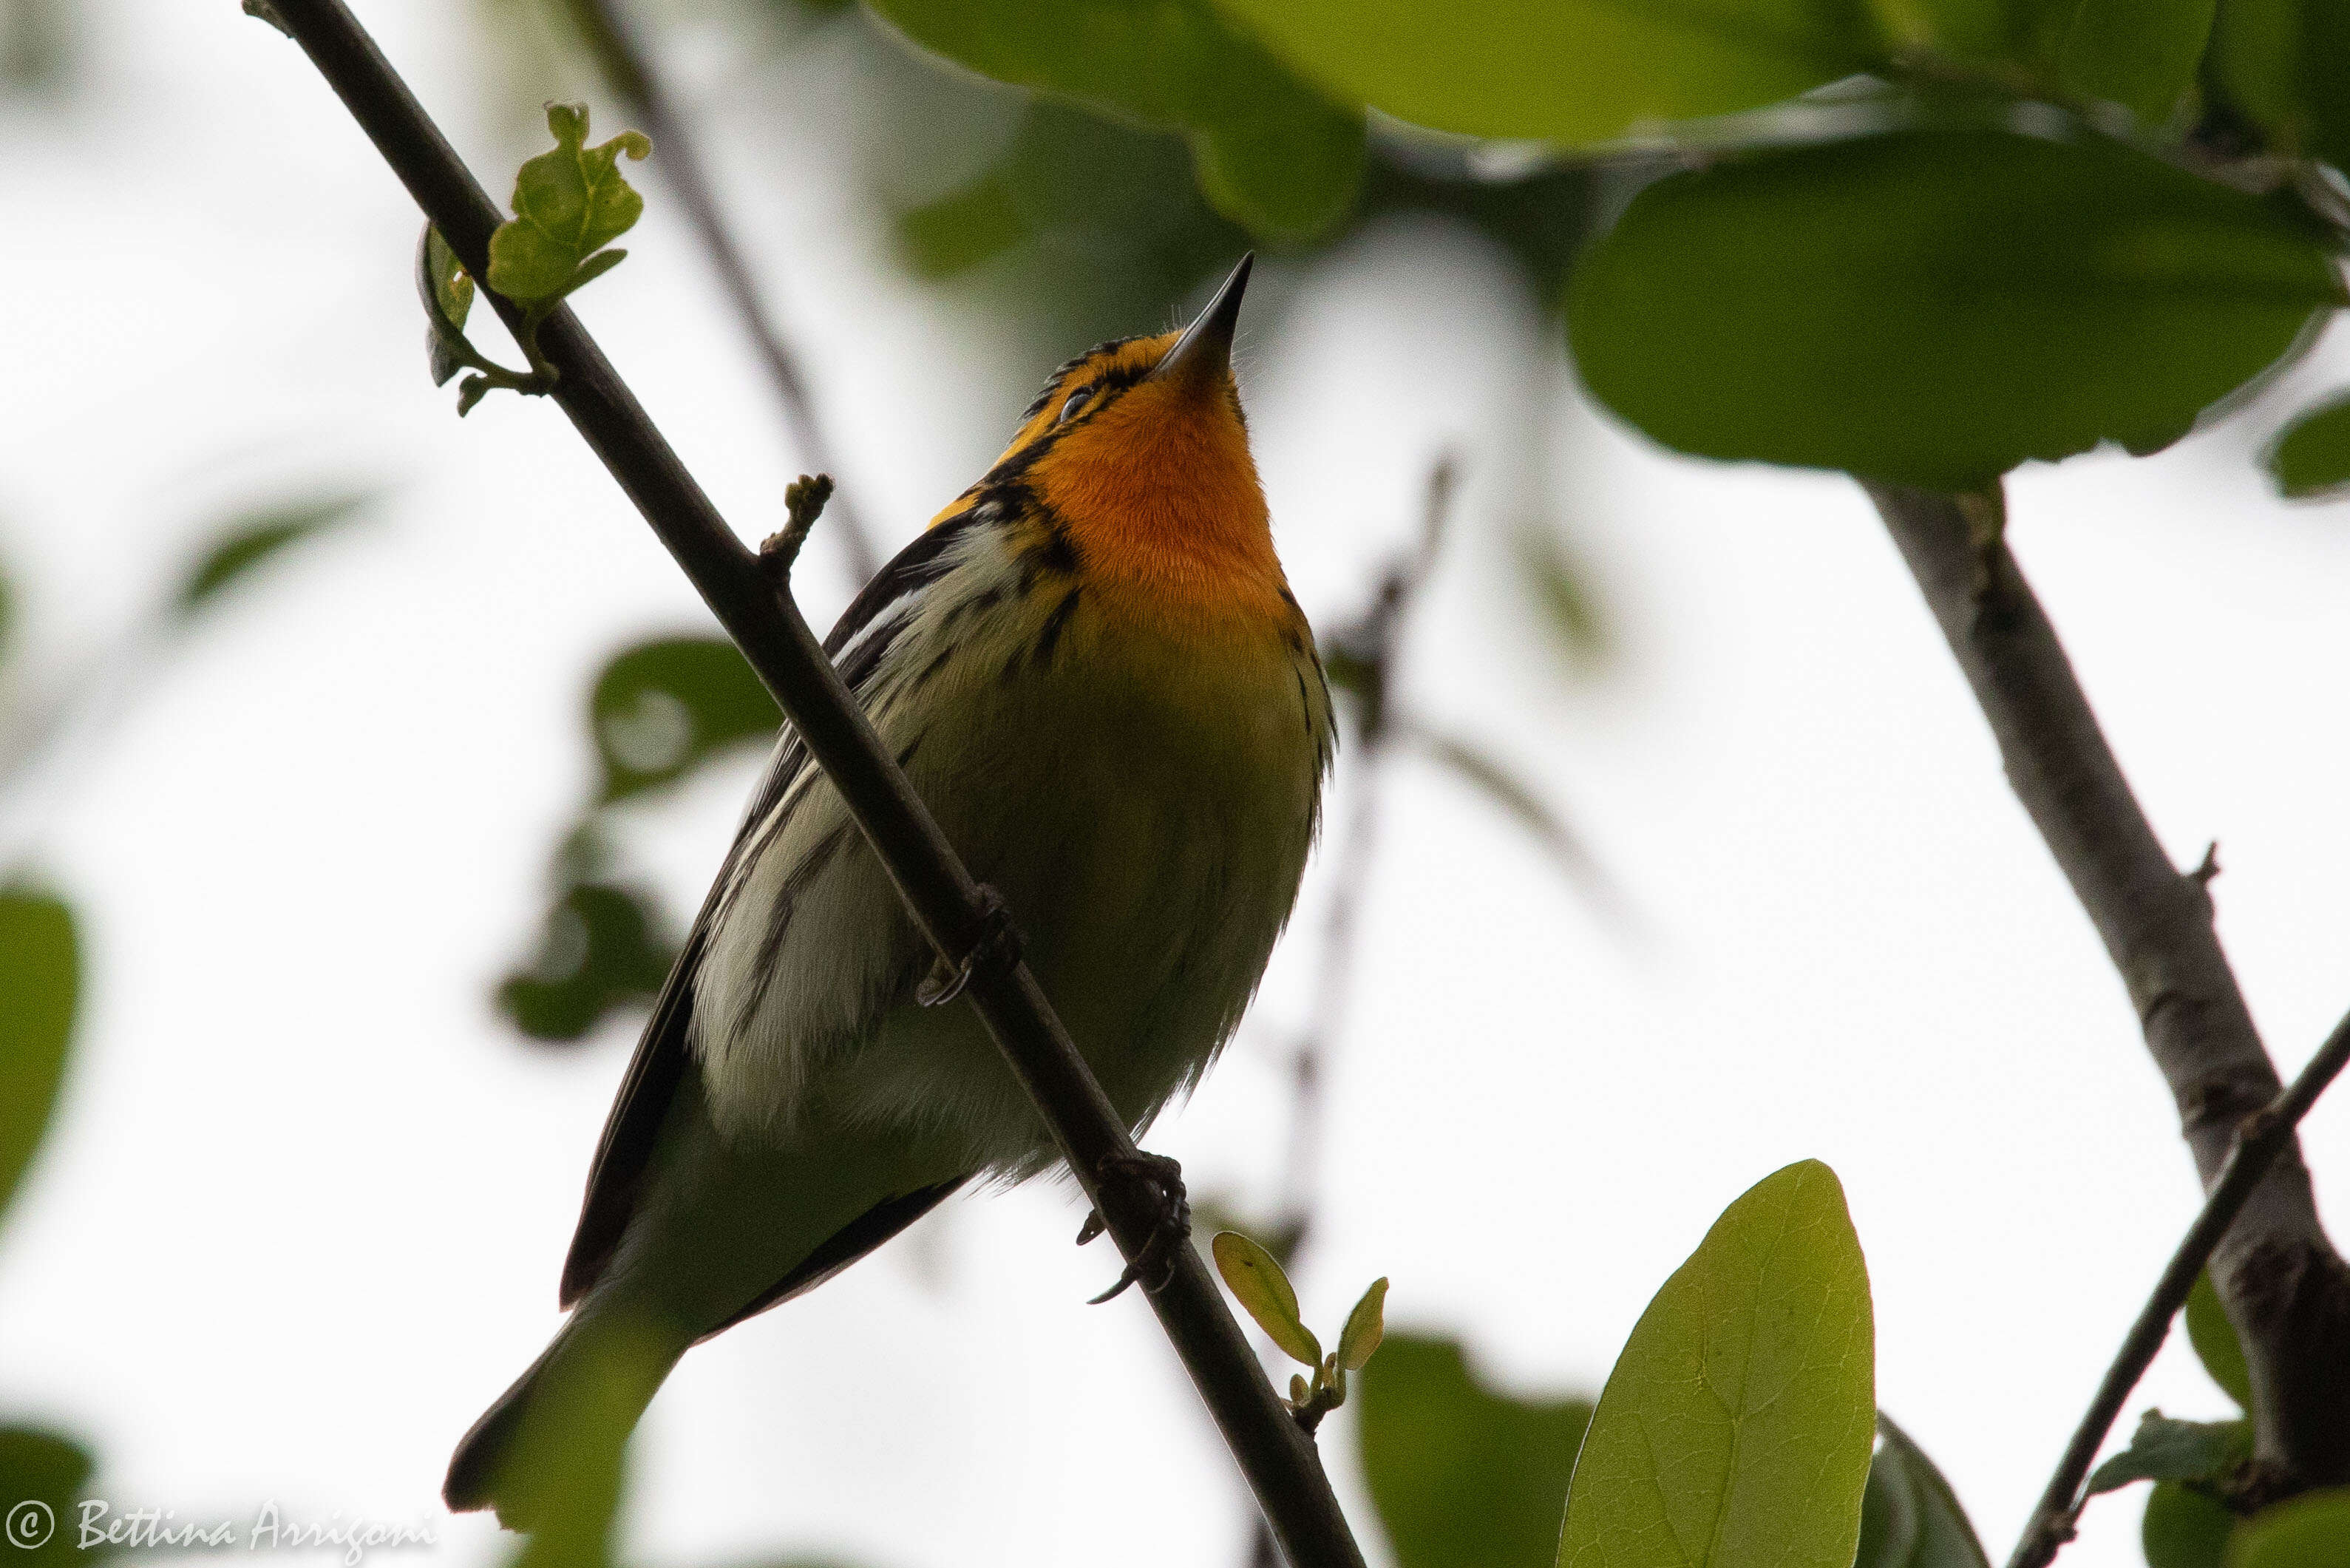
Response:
[1866, 481, 2350, 1499]
[558, 0, 883, 585]
[2007, 1008, 2350, 1568]
[261, 4, 1363, 1563]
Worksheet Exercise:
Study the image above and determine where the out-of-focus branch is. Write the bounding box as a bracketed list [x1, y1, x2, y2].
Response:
[1866, 480, 2350, 1497]
[262, 5, 1363, 1561]
[558, 0, 883, 585]
[1278, 458, 1456, 1255]
[2008, 1008, 2350, 1568]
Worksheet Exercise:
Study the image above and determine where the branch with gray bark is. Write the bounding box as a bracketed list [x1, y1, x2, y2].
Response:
[1865, 480, 2350, 1506]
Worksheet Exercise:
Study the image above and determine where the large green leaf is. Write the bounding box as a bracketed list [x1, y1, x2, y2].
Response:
[1558, 1160, 1875, 1568]
[1357, 1334, 1593, 1568]
[865, 0, 1362, 240]
[1568, 129, 2343, 489]
[1856, 1416, 1991, 1568]
[2265, 391, 2350, 500]
[0, 1427, 94, 1567]
[0, 889, 77, 1223]
[1210, 0, 1876, 145]
[2210, 0, 2350, 171]
[176, 493, 367, 614]
[2229, 1488, 2350, 1568]
[591, 637, 779, 805]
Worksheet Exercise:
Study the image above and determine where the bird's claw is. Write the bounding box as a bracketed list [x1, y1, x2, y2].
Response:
[1079, 1151, 1190, 1304]
[917, 885, 1022, 1007]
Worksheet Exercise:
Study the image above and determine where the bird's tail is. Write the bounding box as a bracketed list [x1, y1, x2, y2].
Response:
[443, 1296, 684, 1530]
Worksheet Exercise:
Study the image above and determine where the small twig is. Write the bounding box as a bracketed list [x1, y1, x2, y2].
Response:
[259, 5, 1362, 1562]
[559, 0, 882, 585]
[2008, 1010, 2350, 1568]
[1868, 480, 2350, 1491]
[758, 472, 833, 582]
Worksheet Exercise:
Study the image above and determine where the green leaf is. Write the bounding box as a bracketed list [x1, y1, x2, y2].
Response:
[2030, 0, 2217, 121]
[1568, 129, 2343, 489]
[1210, 1231, 1321, 1367]
[1558, 1159, 1875, 1568]
[2230, 1488, 2350, 1568]
[1210, 0, 1876, 145]
[0, 889, 78, 1223]
[2209, 0, 2350, 171]
[2184, 1271, 2255, 1411]
[1338, 1277, 1388, 1372]
[2144, 1482, 2236, 1568]
[591, 637, 781, 805]
[2085, 1411, 2252, 1496]
[487, 102, 651, 307]
[497, 882, 675, 1042]
[1857, 1416, 1991, 1568]
[1359, 1334, 1594, 1568]
[0, 1426, 95, 1567]
[866, 0, 1363, 240]
[175, 493, 366, 614]
[2265, 392, 2350, 500]
[418, 226, 475, 387]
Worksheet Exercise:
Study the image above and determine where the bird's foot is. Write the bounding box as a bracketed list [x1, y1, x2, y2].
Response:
[1079, 1150, 1190, 1304]
[917, 884, 1022, 1007]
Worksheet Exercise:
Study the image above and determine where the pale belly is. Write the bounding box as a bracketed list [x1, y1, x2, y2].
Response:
[694, 603, 1328, 1178]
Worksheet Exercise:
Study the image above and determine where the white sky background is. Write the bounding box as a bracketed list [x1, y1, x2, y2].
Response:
[3, 4, 2348, 1567]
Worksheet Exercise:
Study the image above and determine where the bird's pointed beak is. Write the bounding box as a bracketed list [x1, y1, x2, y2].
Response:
[1150, 253, 1252, 390]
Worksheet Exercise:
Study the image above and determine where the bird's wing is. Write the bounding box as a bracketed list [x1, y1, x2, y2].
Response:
[693, 1172, 971, 1342]
[557, 514, 988, 1308]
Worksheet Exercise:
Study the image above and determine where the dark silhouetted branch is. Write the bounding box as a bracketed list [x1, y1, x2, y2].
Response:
[1867, 481, 2350, 1504]
[261, 4, 1365, 1562]
[2008, 1009, 2350, 1568]
[559, 0, 883, 585]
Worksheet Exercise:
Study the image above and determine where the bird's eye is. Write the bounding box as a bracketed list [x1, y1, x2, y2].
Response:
[1058, 385, 1095, 424]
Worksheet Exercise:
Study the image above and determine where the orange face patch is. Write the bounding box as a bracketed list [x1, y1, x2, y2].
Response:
[1005, 333, 1288, 623]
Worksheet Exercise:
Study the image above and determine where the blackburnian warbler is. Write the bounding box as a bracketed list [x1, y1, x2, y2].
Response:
[446, 254, 1334, 1522]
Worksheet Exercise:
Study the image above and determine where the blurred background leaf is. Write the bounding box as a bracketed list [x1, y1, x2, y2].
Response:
[2029, 0, 2215, 121]
[591, 636, 780, 806]
[866, 0, 1362, 242]
[1356, 1334, 1592, 1568]
[1207, 0, 1867, 144]
[1856, 1416, 1991, 1568]
[2207, 0, 2350, 167]
[1567, 129, 2343, 489]
[2264, 392, 2350, 500]
[174, 492, 370, 616]
[0, 886, 77, 1222]
[0, 1426, 95, 1567]
[498, 879, 676, 1042]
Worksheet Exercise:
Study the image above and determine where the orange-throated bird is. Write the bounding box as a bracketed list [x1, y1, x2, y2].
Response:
[446, 255, 1334, 1522]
